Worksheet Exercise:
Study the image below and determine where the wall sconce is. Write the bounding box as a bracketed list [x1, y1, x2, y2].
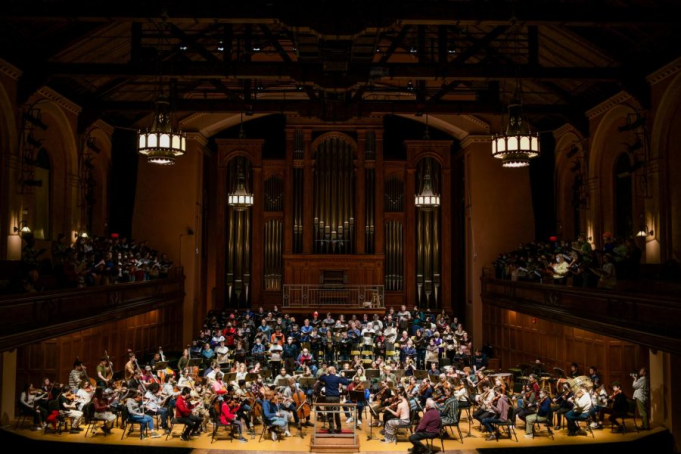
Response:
[636, 214, 653, 237]
[13, 220, 31, 234]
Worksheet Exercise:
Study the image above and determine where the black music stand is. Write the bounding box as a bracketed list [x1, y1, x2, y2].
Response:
[367, 403, 380, 440]
[349, 390, 367, 427]
[276, 378, 289, 388]
[246, 373, 260, 383]
[299, 377, 317, 390]
[342, 370, 357, 379]
[414, 370, 429, 380]
[224, 372, 237, 383]
[365, 369, 380, 382]
[153, 361, 168, 371]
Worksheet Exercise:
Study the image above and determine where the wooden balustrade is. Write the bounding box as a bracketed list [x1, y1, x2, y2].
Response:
[0, 268, 184, 352]
[481, 273, 681, 355]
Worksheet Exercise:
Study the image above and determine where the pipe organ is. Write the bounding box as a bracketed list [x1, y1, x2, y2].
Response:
[215, 120, 453, 312]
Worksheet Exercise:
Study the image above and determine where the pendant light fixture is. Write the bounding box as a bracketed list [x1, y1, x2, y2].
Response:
[415, 114, 440, 211]
[492, 21, 540, 168]
[137, 21, 186, 165]
[228, 113, 254, 211]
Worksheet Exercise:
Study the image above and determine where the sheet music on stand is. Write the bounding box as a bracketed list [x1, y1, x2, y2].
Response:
[188, 359, 202, 367]
[153, 361, 168, 371]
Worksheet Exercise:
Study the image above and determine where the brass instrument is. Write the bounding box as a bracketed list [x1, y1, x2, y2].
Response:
[566, 376, 593, 393]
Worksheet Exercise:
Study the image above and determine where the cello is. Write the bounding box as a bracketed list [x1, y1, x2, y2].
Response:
[292, 386, 311, 422]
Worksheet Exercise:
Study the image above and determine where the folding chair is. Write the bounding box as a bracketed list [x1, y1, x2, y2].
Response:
[120, 407, 148, 440]
[493, 405, 518, 442]
[83, 402, 109, 437]
[209, 406, 238, 443]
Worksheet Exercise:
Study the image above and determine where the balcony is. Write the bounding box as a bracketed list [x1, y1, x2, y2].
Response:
[481, 272, 681, 355]
[0, 268, 184, 351]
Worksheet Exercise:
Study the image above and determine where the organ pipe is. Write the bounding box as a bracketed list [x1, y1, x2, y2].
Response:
[385, 220, 403, 290]
[313, 136, 355, 254]
[226, 156, 252, 307]
[415, 158, 441, 309]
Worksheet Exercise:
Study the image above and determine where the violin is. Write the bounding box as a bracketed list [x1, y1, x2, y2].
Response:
[419, 382, 431, 396]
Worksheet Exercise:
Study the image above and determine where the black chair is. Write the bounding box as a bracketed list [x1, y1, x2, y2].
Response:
[83, 402, 109, 437]
[44, 399, 69, 434]
[257, 399, 282, 442]
[120, 406, 148, 440]
[530, 412, 554, 440]
[613, 398, 640, 434]
[209, 405, 238, 443]
[14, 406, 32, 430]
[393, 419, 414, 444]
[165, 416, 188, 440]
[492, 404, 518, 442]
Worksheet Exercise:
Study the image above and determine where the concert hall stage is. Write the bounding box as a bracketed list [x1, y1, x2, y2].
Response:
[4, 419, 672, 453]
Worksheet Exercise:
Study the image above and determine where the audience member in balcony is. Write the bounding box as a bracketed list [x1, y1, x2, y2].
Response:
[622, 238, 642, 279]
[22, 269, 44, 293]
[21, 235, 45, 271]
[596, 254, 617, 289]
[51, 233, 68, 275]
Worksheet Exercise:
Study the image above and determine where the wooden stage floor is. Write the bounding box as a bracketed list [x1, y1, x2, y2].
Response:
[5, 414, 668, 453]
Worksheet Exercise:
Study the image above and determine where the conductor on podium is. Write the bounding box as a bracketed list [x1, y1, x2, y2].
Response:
[320, 366, 351, 434]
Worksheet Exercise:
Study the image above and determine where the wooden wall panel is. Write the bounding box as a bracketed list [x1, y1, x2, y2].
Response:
[484, 303, 648, 397]
[16, 303, 182, 396]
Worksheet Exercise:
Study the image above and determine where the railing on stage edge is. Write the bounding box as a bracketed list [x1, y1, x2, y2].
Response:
[283, 285, 384, 308]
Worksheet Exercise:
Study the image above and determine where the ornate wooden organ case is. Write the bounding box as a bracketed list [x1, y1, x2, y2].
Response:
[216, 119, 452, 311]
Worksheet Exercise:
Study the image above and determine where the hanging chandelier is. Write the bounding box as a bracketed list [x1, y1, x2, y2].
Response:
[415, 161, 440, 211]
[228, 163, 254, 211]
[137, 95, 186, 165]
[492, 21, 540, 168]
[492, 97, 540, 168]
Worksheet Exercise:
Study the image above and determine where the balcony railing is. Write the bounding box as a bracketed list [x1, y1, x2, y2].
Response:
[283, 285, 385, 309]
[0, 267, 184, 352]
[481, 271, 681, 355]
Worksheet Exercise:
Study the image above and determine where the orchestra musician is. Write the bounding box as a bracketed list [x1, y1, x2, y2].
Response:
[597, 381, 629, 432]
[552, 382, 574, 430]
[144, 382, 170, 433]
[279, 377, 303, 430]
[344, 375, 366, 426]
[565, 386, 593, 436]
[124, 353, 137, 382]
[370, 379, 393, 427]
[262, 390, 291, 439]
[58, 385, 83, 433]
[19, 384, 47, 430]
[92, 387, 115, 434]
[218, 396, 248, 442]
[524, 389, 552, 438]
[481, 392, 510, 441]
[512, 383, 537, 426]
[382, 389, 410, 443]
[68, 360, 89, 393]
[177, 349, 191, 373]
[126, 391, 161, 438]
[175, 387, 202, 441]
[473, 383, 497, 427]
[96, 357, 112, 388]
